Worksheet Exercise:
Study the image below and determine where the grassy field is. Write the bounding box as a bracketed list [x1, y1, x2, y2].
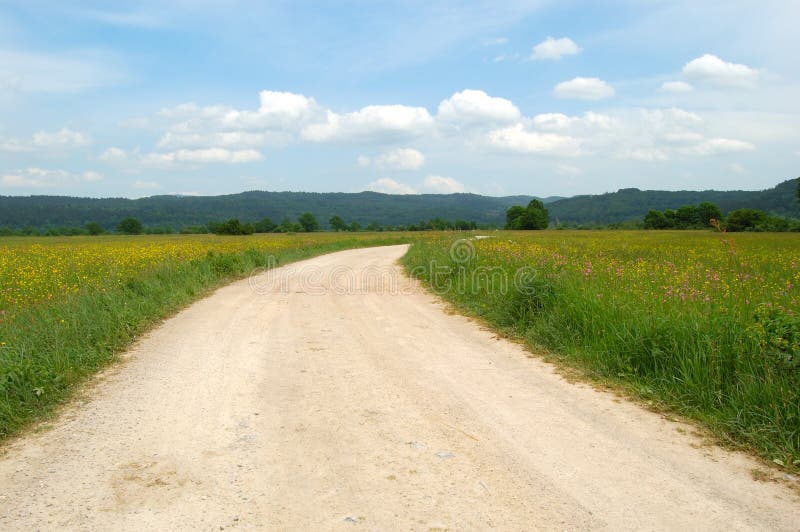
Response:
[0, 232, 416, 438]
[403, 230, 800, 468]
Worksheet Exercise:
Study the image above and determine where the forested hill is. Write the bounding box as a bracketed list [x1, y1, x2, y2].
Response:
[547, 179, 799, 225]
[0, 191, 546, 230]
[0, 179, 796, 230]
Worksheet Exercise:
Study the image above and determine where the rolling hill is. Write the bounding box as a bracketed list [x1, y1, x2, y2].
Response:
[0, 179, 796, 230]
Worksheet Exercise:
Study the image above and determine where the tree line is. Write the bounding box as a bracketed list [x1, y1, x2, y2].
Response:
[0, 212, 484, 236]
[643, 200, 800, 232]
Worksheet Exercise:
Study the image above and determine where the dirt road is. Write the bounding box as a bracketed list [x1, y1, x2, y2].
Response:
[0, 245, 797, 530]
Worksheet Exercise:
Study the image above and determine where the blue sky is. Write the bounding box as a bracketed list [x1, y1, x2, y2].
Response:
[1, 0, 798, 198]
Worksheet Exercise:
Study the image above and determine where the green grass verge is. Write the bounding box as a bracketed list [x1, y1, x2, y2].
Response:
[0, 235, 408, 439]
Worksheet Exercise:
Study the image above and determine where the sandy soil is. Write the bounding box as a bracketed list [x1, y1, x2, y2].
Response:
[0, 245, 797, 530]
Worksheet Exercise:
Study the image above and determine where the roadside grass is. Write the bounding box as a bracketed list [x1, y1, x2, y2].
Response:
[402, 230, 800, 469]
[0, 233, 414, 439]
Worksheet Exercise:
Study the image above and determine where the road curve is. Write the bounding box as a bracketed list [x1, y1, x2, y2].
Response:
[0, 245, 797, 530]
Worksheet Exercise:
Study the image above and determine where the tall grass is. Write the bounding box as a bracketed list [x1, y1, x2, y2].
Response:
[403, 230, 800, 467]
[0, 233, 411, 439]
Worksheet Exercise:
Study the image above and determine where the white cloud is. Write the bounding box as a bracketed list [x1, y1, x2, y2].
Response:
[437, 89, 520, 125]
[359, 148, 425, 170]
[532, 112, 613, 131]
[155, 91, 322, 151]
[157, 131, 272, 150]
[531, 37, 581, 60]
[553, 77, 615, 100]
[487, 124, 581, 155]
[423, 175, 465, 193]
[660, 81, 693, 93]
[364, 177, 417, 194]
[302, 105, 433, 142]
[482, 37, 508, 46]
[32, 128, 91, 148]
[224, 90, 321, 130]
[682, 54, 760, 89]
[1, 128, 91, 152]
[0, 138, 33, 152]
[145, 148, 264, 164]
[642, 107, 702, 128]
[516, 106, 759, 164]
[690, 138, 755, 156]
[1, 167, 102, 188]
[532, 113, 575, 131]
[661, 132, 704, 144]
[99, 147, 128, 162]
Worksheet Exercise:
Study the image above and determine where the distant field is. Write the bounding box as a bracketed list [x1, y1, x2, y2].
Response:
[403, 230, 800, 467]
[0, 232, 417, 437]
[0, 233, 413, 315]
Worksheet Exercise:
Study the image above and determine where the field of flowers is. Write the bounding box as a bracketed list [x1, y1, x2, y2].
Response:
[0, 233, 408, 317]
[0, 232, 413, 437]
[403, 230, 800, 466]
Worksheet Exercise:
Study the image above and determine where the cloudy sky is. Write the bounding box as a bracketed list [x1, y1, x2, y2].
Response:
[1, 1, 798, 198]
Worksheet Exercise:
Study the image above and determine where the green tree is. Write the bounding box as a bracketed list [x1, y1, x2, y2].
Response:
[643, 210, 670, 229]
[505, 206, 525, 229]
[208, 219, 254, 235]
[726, 208, 767, 232]
[329, 215, 348, 232]
[350, 221, 361, 232]
[254, 217, 277, 233]
[696, 202, 723, 227]
[297, 212, 319, 232]
[116, 217, 143, 235]
[275, 217, 300, 233]
[85, 221, 104, 235]
[506, 200, 549, 230]
[454, 220, 476, 230]
[674, 205, 700, 228]
[796, 177, 800, 203]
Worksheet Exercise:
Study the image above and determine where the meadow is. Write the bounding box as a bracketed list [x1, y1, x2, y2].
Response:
[403, 230, 800, 467]
[0, 233, 414, 437]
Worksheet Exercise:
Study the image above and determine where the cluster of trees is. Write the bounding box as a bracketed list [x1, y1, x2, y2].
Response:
[0, 212, 485, 237]
[505, 200, 549, 230]
[330, 215, 479, 232]
[644, 201, 800, 232]
[208, 213, 320, 235]
[643, 202, 723, 229]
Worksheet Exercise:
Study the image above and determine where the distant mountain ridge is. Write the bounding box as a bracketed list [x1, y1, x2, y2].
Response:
[0, 180, 796, 230]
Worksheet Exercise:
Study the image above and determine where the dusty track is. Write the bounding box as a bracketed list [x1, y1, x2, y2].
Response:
[0, 245, 797, 530]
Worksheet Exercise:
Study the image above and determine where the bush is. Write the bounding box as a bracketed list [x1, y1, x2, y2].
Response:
[208, 219, 254, 235]
[298, 212, 320, 232]
[116, 217, 143, 235]
[85, 222, 104, 235]
[726, 208, 767, 232]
